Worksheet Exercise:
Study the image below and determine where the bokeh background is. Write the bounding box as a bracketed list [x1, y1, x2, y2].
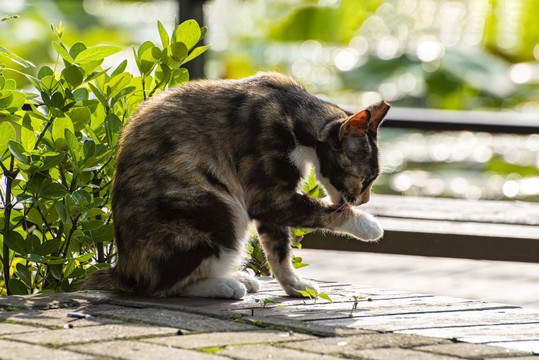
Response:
[1, 0, 538, 202]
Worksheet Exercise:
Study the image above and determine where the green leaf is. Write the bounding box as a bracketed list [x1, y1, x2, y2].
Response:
[176, 19, 201, 51]
[63, 260, 77, 279]
[84, 68, 109, 83]
[73, 88, 89, 102]
[305, 287, 318, 297]
[8, 278, 29, 295]
[200, 27, 208, 41]
[54, 202, 71, 224]
[137, 40, 155, 58]
[41, 182, 68, 200]
[75, 45, 122, 64]
[138, 46, 161, 76]
[158, 20, 170, 47]
[50, 92, 65, 109]
[62, 64, 84, 89]
[88, 82, 108, 108]
[292, 262, 309, 269]
[76, 251, 96, 263]
[104, 113, 121, 147]
[5, 231, 28, 255]
[0, 45, 35, 68]
[36, 238, 61, 256]
[6, 91, 25, 112]
[0, 121, 16, 157]
[65, 128, 81, 165]
[81, 220, 104, 232]
[16, 263, 33, 287]
[89, 223, 114, 243]
[168, 42, 188, 63]
[155, 63, 171, 89]
[39, 75, 60, 95]
[106, 72, 132, 99]
[294, 289, 312, 299]
[0, 90, 13, 109]
[69, 42, 87, 60]
[318, 293, 333, 303]
[52, 42, 74, 63]
[182, 45, 210, 65]
[82, 139, 95, 159]
[25, 254, 46, 264]
[52, 116, 74, 150]
[39, 152, 64, 171]
[8, 140, 29, 164]
[72, 189, 91, 205]
[68, 107, 91, 131]
[37, 66, 54, 80]
[21, 113, 35, 152]
[170, 68, 189, 87]
[111, 59, 128, 78]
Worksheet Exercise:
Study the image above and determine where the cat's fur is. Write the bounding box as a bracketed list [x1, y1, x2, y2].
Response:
[82, 72, 389, 299]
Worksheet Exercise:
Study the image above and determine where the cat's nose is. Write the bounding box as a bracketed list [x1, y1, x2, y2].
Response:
[359, 191, 370, 205]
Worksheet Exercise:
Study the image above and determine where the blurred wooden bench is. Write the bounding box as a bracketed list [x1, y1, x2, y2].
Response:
[304, 107, 539, 263]
[303, 194, 539, 263]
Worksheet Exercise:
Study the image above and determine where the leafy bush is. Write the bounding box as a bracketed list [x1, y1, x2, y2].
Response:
[0, 19, 208, 295]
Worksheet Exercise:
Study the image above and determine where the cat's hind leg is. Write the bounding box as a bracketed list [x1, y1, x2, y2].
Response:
[256, 223, 320, 297]
[232, 271, 260, 293]
[183, 277, 247, 299]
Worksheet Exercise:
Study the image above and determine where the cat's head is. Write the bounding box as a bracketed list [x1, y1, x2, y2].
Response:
[316, 100, 390, 209]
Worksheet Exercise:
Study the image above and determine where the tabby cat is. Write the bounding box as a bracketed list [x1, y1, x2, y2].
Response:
[82, 72, 389, 299]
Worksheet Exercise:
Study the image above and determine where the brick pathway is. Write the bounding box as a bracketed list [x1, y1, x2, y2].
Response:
[0, 278, 538, 359]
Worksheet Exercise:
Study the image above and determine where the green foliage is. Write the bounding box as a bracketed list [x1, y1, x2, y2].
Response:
[270, 0, 382, 43]
[244, 233, 270, 277]
[0, 19, 208, 295]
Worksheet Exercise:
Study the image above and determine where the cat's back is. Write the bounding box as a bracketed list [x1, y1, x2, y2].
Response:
[126, 72, 305, 129]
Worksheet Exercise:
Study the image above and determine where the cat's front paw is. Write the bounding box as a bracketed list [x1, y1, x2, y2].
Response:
[337, 210, 383, 242]
[280, 275, 320, 298]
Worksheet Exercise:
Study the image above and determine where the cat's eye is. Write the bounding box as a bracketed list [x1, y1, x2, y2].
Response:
[361, 176, 377, 193]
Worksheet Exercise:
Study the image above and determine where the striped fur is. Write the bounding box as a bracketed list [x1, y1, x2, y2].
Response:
[82, 73, 389, 298]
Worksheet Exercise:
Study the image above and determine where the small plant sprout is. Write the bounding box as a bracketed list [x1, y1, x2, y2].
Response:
[254, 297, 277, 308]
[295, 287, 333, 304]
[349, 295, 365, 317]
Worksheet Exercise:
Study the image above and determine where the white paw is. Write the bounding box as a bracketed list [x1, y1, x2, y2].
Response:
[232, 271, 260, 293]
[281, 275, 320, 298]
[337, 210, 383, 242]
[184, 278, 247, 299]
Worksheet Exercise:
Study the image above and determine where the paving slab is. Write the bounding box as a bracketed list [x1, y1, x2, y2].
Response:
[414, 342, 527, 358]
[282, 332, 450, 354]
[0, 339, 96, 360]
[397, 323, 539, 344]
[1, 307, 121, 328]
[0, 277, 538, 359]
[311, 308, 539, 332]
[0, 322, 44, 335]
[347, 347, 462, 360]
[67, 340, 230, 360]
[86, 303, 255, 331]
[484, 341, 539, 354]
[4, 323, 178, 346]
[145, 329, 314, 349]
[217, 344, 345, 360]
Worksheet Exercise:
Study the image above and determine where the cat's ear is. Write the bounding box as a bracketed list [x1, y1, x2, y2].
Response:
[338, 110, 371, 140]
[365, 100, 390, 136]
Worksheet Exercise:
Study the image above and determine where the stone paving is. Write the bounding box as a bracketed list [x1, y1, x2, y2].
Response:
[0, 278, 538, 360]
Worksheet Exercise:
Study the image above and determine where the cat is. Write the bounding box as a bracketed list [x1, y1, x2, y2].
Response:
[82, 72, 389, 299]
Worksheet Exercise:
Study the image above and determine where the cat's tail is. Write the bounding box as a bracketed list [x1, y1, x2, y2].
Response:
[79, 267, 115, 291]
